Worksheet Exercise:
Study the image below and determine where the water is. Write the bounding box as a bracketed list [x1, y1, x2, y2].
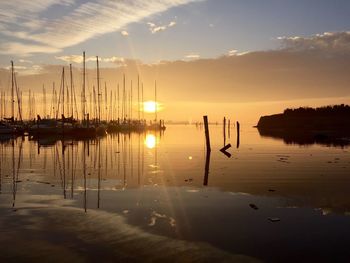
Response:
[0, 125, 350, 262]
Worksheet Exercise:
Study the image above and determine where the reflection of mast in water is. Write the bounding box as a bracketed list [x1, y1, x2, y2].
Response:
[43, 144, 47, 169]
[83, 140, 87, 212]
[62, 141, 66, 199]
[118, 133, 120, 181]
[138, 133, 141, 185]
[142, 133, 144, 185]
[71, 141, 76, 198]
[0, 143, 3, 194]
[97, 139, 101, 208]
[55, 142, 66, 199]
[130, 132, 133, 180]
[12, 139, 15, 208]
[155, 133, 158, 173]
[12, 138, 23, 208]
[123, 133, 127, 188]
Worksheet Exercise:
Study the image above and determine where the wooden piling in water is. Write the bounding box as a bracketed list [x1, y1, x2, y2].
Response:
[203, 116, 211, 152]
[236, 121, 240, 148]
[223, 117, 226, 146]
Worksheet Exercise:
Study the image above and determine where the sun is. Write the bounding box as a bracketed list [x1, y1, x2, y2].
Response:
[143, 101, 157, 113]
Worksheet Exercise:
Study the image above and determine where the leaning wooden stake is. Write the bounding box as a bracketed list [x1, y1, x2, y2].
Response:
[203, 116, 211, 152]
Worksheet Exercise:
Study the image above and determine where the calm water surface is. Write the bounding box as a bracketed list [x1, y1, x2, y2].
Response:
[0, 125, 349, 262]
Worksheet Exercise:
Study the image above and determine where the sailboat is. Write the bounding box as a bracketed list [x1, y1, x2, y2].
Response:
[1, 61, 24, 135]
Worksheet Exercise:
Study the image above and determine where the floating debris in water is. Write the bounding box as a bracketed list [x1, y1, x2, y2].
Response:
[268, 217, 281, 222]
[36, 181, 51, 185]
[249, 204, 259, 210]
[268, 189, 276, 192]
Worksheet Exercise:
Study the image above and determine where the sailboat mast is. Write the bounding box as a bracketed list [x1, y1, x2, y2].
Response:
[70, 64, 73, 118]
[137, 75, 140, 122]
[43, 84, 46, 118]
[154, 80, 157, 122]
[130, 80, 132, 122]
[62, 67, 65, 118]
[123, 74, 125, 121]
[11, 61, 14, 121]
[96, 56, 101, 123]
[117, 83, 119, 123]
[142, 82, 144, 121]
[105, 82, 107, 122]
[83, 51, 86, 121]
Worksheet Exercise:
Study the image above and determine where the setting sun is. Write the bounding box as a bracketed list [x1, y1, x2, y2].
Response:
[143, 101, 157, 113]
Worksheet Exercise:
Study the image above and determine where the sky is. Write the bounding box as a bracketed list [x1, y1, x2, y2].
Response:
[0, 0, 350, 123]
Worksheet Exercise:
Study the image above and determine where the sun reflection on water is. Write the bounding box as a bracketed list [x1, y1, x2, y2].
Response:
[145, 134, 156, 149]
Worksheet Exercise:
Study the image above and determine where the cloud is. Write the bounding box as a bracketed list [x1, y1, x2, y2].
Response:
[121, 30, 129, 36]
[0, 0, 200, 55]
[278, 31, 350, 53]
[185, 54, 200, 59]
[168, 21, 176, 27]
[228, 49, 251, 56]
[228, 50, 238, 56]
[151, 26, 167, 33]
[55, 55, 95, 63]
[103, 56, 126, 66]
[4, 65, 27, 70]
[2, 64, 44, 75]
[147, 20, 177, 34]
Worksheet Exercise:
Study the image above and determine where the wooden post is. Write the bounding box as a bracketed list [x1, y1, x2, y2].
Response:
[223, 117, 226, 146]
[203, 116, 211, 152]
[236, 121, 240, 148]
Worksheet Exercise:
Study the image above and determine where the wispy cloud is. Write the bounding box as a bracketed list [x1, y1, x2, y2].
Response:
[55, 54, 127, 66]
[0, 0, 200, 56]
[0, 42, 60, 56]
[19, 59, 33, 64]
[185, 54, 200, 59]
[148, 20, 177, 34]
[228, 49, 250, 56]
